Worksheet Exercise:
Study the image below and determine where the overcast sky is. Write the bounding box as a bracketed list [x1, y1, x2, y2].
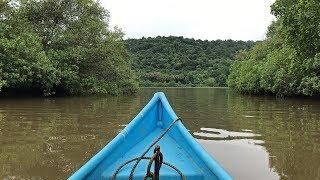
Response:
[101, 0, 275, 41]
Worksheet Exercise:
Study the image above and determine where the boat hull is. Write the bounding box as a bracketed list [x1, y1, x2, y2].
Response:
[69, 92, 232, 180]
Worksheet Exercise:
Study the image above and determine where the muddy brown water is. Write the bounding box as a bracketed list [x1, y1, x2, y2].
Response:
[0, 88, 319, 179]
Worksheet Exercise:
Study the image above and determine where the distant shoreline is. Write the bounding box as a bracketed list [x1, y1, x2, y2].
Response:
[140, 87, 228, 89]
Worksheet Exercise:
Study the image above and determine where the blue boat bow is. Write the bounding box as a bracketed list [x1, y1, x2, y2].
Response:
[69, 92, 232, 180]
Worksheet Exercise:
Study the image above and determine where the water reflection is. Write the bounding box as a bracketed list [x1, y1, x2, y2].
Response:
[227, 93, 320, 180]
[0, 88, 319, 179]
[199, 139, 279, 180]
[193, 127, 261, 140]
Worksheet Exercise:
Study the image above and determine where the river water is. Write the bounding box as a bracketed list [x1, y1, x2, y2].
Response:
[0, 88, 319, 179]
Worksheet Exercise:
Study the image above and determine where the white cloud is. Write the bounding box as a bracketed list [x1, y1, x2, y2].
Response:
[100, 0, 275, 41]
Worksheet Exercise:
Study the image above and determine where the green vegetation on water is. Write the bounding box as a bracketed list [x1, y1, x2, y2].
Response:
[126, 36, 254, 87]
[228, 0, 320, 96]
[0, 0, 137, 96]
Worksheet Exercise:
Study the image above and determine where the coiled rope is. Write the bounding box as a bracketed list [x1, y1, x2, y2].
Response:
[111, 117, 185, 180]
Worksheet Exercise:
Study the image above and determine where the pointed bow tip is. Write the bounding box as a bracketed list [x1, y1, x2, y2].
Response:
[154, 91, 165, 96]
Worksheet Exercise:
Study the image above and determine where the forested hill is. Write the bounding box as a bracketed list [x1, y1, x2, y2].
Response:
[125, 36, 254, 87]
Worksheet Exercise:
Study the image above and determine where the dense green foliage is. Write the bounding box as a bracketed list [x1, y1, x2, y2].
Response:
[228, 0, 320, 96]
[0, 0, 137, 96]
[126, 36, 253, 87]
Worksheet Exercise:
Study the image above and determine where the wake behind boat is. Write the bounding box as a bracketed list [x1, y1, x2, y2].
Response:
[69, 92, 232, 180]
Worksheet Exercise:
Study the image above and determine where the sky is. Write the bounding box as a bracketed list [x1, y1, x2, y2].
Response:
[100, 0, 275, 41]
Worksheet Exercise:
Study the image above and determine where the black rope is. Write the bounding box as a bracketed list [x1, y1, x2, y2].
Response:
[111, 157, 185, 180]
[111, 117, 183, 180]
